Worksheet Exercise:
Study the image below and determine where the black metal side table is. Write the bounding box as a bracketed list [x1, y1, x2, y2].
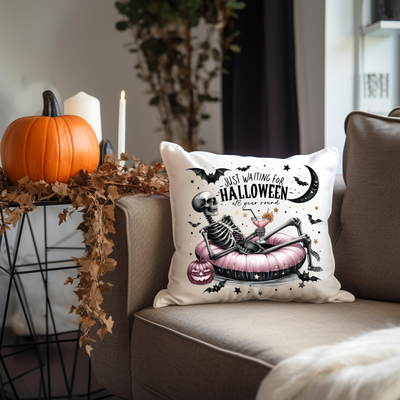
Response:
[0, 200, 112, 400]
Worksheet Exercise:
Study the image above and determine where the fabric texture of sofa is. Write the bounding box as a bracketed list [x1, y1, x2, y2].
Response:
[91, 110, 400, 400]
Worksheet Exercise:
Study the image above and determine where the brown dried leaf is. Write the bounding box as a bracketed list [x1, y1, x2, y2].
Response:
[98, 236, 114, 258]
[119, 151, 130, 161]
[95, 289, 104, 305]
[75, 191, 93, 206]
[99, 162, 118, 173]
[99, 257, 117, 276]
[107, 185, 120, 203]
[58, 208, 68, 225]
[151, 162, 165, 172]
[90, 174, 106, 190]
[5, 207, 23, 227]
[69, 305, 76, 314]
[52, 182, 69, 197]
[137, 163, 149, 175]
[76, 220, 89, 233]
[64, 276, 74, 285]
[70, 170, 90, 186]
[15, 192, 34, 207]
[18, 176, 30, 185]
[85, 344, 94, 357]
[79, 259, 99, 279]
[74, 288, 89, 301]
[79, 316, 96, 331]
[102, 205, 115, 221]
[99, 281, 113, 294]
[97, 325, 110, 341]
[71, 256, 81, 267]
[104, 316, 114, 333]
[104, 219, 116, 234]
[90, 220, 101, 234]
[26, 181, 48, 195]
[0, 225, 10, 235]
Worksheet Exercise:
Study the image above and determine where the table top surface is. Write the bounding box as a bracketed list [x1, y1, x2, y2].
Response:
[1, 197, 72, 208]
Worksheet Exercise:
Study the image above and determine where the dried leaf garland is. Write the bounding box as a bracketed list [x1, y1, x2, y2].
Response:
[0, 154, 169, 356]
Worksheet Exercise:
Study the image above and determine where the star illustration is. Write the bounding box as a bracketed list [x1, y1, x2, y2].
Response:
[314, 239, 318, 245]
[273, 208, 279, 213]
[284, 165, 290, 171]
[243, 213, 248, 218]
[254, 274, 259, 280]
[258, 291, 263, 296]
[234, 287, 241, 295]
[234, 210, 239, 216]
[315, 206, 319, 210]
[299, 282, 305, 289]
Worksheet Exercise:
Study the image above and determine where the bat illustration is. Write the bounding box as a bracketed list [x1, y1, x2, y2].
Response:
[237, 165, 251, 172]
[188, 221, 201, 227]
[294, 176, 309, 186]
[186, 168, 230, 184]
[295, 270, 320, 282]
[307, 214, 322, 225]
[203, 280, 227, 294]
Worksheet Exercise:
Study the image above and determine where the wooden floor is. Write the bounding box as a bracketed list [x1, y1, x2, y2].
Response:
[0, 328, 122, 400]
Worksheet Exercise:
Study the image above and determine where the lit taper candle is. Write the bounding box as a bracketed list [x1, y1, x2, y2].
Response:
[118, 90, 126, 159]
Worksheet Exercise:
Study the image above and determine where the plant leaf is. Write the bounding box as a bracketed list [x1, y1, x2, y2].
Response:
[116, 21, 129, 31]
[229, 44, 241, 53]
[226, 2, 246, 10]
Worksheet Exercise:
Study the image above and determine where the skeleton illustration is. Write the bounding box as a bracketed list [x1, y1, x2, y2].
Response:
[192, 191, 321, 272]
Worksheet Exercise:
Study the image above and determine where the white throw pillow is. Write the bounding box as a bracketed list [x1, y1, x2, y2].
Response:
[154, 142, 354, 308]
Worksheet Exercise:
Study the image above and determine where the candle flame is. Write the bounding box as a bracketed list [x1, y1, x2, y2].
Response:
[121, 90, 125, 100]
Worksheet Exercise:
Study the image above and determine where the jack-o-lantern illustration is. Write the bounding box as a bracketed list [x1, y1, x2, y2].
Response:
[187, 259, 215, 285]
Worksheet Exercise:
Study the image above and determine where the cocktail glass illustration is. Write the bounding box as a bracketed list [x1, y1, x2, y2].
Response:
[251, 211, 274, 243]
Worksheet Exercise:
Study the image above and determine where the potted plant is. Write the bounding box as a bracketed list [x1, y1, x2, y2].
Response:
[115, 0, 245, 151]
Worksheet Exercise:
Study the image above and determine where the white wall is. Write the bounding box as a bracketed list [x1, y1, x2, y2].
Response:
[324, 0, 356, 173]
[295, 0, 356, 174]
[0, 0, 222, 166]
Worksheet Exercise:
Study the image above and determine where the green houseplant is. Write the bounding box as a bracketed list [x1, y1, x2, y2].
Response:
[115, 0, 245, 151]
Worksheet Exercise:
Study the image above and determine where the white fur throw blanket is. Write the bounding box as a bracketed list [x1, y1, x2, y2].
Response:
[256, 327, 400, 400]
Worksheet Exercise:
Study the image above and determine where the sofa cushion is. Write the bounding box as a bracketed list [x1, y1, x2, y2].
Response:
[132, 300, 400, 400]
[334, 111, 400, 302]
[155, 141, 354, 308]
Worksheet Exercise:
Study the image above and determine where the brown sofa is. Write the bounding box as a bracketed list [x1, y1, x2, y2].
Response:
[91, 110, 400, 400]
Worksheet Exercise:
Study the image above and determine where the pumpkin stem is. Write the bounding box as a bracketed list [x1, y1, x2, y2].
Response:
[42, 90, 61, 117]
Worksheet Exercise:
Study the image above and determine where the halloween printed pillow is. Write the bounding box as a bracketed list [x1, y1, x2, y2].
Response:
[154, 142, 354, 308]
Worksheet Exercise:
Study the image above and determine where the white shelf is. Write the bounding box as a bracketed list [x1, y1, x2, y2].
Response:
[362, 20, 400, 37]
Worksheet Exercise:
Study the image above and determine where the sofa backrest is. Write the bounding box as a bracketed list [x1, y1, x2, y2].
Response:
[333, 110, 400, 303]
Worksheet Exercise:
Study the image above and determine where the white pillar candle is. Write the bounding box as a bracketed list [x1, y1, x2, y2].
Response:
[118, 90, 126, 158]
[64, 91, 102, 143]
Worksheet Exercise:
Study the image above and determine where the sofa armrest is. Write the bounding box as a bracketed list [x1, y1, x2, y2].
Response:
[92, 193, 174, 399]
[328, 175, 346, 247]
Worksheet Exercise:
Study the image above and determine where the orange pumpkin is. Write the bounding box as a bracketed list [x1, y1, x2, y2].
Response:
[1, 90, 100, 185]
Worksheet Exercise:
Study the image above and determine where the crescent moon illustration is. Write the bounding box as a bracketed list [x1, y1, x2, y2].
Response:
[288, 165, 319, 203]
